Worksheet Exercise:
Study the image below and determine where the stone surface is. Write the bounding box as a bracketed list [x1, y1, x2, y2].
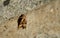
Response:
[0, 0, 55, 24]
[0, 0, 60, 38]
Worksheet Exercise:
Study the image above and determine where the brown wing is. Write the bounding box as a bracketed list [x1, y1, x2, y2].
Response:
[22, 19, 27, 24]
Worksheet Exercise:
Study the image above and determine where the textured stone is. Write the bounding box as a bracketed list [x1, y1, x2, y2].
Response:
[0, 0, 60, 38]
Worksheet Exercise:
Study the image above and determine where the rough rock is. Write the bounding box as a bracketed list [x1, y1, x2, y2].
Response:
[0, 0, 60, 38]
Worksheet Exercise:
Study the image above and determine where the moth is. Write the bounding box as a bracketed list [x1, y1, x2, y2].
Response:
[17, 14, 27, 29]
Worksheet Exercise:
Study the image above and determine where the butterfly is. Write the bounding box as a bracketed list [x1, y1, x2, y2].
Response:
[17, 14, 27, 29]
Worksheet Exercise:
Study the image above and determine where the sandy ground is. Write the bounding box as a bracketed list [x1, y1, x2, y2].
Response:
[0, 0, 60, 38]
